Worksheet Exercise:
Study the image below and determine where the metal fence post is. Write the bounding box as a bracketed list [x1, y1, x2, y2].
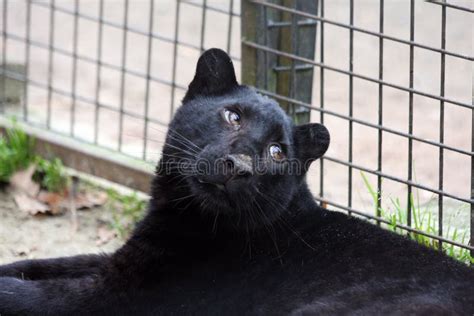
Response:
[1, 0, 7, 114]
[241, 0, 318, 124]
[471, 74, 474, 260]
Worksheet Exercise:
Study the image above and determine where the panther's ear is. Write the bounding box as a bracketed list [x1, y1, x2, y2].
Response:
[293, 123, 330, 170]
[183, 48, 238, 102]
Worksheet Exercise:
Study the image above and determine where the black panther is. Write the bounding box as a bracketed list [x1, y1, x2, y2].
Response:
[0, 48, 473, 315]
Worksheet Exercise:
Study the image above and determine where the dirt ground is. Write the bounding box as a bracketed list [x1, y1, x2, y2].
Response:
[0, 189, 122, 265]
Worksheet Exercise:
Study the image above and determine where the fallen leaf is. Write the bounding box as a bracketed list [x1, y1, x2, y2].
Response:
[85, 191, 108, 207]
[35, 190, 108, 216]
[10, 168, 108, 216]
[37, 191, 64, 215]
[12, 191, 49, 215]
[9, 164, 40, 197]
[74, 191, 108, 210]
[96, 226, 116, 246]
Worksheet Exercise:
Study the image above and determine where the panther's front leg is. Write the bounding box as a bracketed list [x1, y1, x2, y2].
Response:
[0, 254, 108, 281]
[0, 274, 113, 315]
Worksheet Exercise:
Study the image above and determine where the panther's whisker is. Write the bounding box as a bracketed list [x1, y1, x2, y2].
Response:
[148, 125, 202, 152]
[124, 131, 200, 155]
[212, 202, 220, 233]
[255, 189, 315, 251]
[170, 193, 196, 203]
[252, 195, 283, 264]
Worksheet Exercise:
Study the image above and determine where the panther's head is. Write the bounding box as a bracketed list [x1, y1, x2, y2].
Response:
[159, 49, 329, 230]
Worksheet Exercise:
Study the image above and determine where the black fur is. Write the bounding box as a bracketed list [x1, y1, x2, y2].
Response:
[0, 48, 473, 315]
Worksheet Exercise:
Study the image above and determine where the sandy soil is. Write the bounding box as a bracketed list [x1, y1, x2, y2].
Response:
[0, 189, 122, 265]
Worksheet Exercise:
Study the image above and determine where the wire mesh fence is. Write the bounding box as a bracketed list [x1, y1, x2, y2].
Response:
[0, 0, 473, 256]
[0, 0, 241, 161]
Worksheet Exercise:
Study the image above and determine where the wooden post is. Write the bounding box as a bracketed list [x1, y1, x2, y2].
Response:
[241, 0, 318, 124]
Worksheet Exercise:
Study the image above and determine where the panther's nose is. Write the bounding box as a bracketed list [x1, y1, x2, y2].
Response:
[225, 154, 253, 177]
[196, 153, 253, 189]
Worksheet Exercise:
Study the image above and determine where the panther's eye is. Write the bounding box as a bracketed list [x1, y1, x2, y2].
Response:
[269, 144, 285, 161]
[223, 109, 241, 127]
